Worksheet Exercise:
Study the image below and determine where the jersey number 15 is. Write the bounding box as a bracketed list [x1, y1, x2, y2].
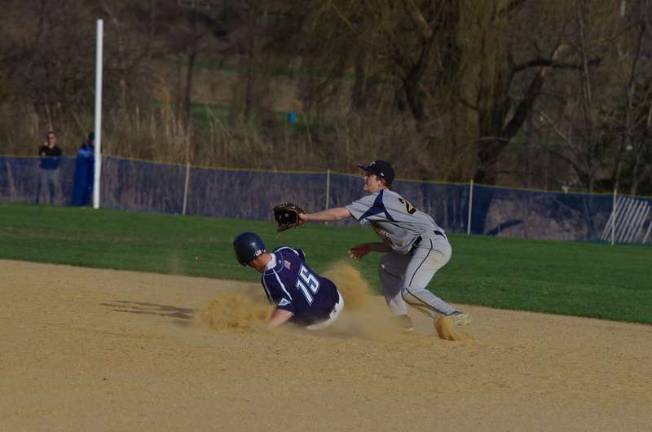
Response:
[296, 265, 320, 305]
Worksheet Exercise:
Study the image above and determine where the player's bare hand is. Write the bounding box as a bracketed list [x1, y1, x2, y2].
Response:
[348, 244, 371, 260]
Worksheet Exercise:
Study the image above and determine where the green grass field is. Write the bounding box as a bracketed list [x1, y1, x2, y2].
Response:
[1, 203, 650, 324]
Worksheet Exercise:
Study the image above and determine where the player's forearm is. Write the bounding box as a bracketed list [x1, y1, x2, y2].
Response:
[301, 207, 350, 222]
[267, 308, 294, 327]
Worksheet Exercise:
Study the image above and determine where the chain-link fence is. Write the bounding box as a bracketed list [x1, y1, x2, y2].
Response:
[1, 155, 650, 244]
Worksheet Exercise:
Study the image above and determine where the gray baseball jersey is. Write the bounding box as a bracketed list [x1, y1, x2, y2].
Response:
[345, 189, 445, 255]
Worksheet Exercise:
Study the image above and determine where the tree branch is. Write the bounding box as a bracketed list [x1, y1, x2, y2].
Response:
[535, 109, 571, 143]
[549, 148, 585, 180]
[401, 0, 432, 39]
[512, 57, 600, 74]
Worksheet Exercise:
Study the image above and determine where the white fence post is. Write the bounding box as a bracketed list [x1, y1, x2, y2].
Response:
[325, 169, 331, 209]
[611, 188, 617, 245]
[92, 19, 103, 210]
[467, 179, 474, 235]
[182, 162, 191, 215]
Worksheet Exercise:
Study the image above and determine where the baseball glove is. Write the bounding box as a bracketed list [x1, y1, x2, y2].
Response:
[273, 202, 305, 232]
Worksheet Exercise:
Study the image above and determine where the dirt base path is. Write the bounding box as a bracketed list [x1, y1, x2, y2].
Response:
[1, 260, 650, 432]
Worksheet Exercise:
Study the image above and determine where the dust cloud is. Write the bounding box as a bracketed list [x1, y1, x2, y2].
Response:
[323, 260, 370, 310]
[197, 293, 272, 331]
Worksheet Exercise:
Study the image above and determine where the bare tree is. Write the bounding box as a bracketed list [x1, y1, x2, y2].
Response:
[616, 0, 652, 195]
[455, 0, 598, 232]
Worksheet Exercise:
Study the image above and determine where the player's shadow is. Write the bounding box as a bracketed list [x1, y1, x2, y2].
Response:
[101, 300, 194, 324]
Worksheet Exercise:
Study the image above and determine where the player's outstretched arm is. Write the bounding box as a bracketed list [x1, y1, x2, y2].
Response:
[300, 207, 351, 222]
[267, 308, 294, 328]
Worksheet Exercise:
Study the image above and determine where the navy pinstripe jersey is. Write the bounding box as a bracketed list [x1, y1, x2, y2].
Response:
[261, 246, 339, 326]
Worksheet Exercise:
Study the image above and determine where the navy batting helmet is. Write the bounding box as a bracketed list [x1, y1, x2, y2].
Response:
[233, 232, 266, 265]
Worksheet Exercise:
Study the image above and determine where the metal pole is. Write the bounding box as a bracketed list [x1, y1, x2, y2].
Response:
[182, 162, 191, 215]
[93, 19, 103, 209]
[604, 194, 630, 242]
[325, 169, 331, 209]
[611, 187, 616, 245]
[467, 179, 474, 235]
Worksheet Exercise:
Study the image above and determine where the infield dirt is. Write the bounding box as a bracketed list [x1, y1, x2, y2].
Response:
[1, 259, 650, 431]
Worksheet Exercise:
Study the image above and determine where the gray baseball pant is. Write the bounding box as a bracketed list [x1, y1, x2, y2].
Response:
[378, 234, 457, 318]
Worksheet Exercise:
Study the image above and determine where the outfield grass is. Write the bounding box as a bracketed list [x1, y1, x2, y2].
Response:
[1, 203, 650, 324]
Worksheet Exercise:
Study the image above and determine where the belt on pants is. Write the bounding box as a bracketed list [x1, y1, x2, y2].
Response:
[411, 230, 447, 251]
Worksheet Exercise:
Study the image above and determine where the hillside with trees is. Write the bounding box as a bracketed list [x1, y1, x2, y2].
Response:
[1, 0, 650, 196]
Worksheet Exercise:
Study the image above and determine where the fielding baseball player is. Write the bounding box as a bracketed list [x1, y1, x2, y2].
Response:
[233, 232, 344, 329]
[299, 160, 469, 331]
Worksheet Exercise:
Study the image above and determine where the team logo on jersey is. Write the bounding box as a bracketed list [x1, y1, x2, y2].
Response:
[284, 260, 292, 270]
[278, 298, 291, 307]
[398, 197, 417, 214]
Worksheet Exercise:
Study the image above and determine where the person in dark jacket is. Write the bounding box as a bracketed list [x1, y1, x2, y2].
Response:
[71, 132, 94, 206]
[36, 130, 63, 204]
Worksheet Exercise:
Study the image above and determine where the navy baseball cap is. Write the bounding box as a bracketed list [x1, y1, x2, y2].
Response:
[357, 160, 395, 185]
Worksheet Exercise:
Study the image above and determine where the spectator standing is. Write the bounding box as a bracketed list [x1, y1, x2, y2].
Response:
[36, 130, 63, 204]
[71, 131, 94, 206]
